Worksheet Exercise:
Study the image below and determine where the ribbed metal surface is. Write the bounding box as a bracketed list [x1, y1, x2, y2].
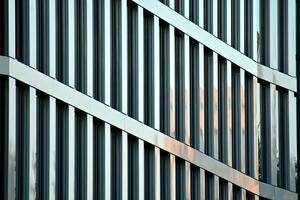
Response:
[0, 0, 298, 199]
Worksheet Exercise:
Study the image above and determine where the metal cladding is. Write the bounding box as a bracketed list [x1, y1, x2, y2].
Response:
[0, 0, 298, 199]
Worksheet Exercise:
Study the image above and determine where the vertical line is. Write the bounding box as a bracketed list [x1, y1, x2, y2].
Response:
[287, 0, 296, 76]
[154, 16, 160, 130]
[68, 0, 75, 87]
[28, 87, 37, 199]
[252, 0, 258, 61]
[56, 0, 68, 84]
[93, 0, 105, 102]
[184, 34, 190, 145]
[104, 0, 111, 105]
[175, 30, 185, 142]
[8, 78, 16, 200]
[270, 84, 278, 185]
[104, 123, 111, 199]
[111, 128, 122, 200]
[240, 70, 245, 173]
[185, 162, 191, 200]
[121, 0, 128, 114]
[239, 0, 245, 53]
[232, 66, 241, 170]
[189, 0, 199, 25]
[200, 169, 205, 200]
[86, 0, 93, 96]
[49, 0, 56, 78]
[198, 0, 204, 28]
[227, 61, 232, 167]
[159, 20, 170, 135]
[138, 6, 144, 122]
[213, 0, 218, 36]
[253, 77, 259, 180]
[29, 0, 37, 69]
[68, 106, 75, 200]
[269, 0, 278, 70]
[155, 147, 161, 200]
[169, 21, 175, 138]
[213, 52, 218, 159]
[138, 140, 145, 200]
[199, 44, 205, 152]
[87, 115, 93, 199]
[288, 91, 297, 191]
[75, 0, 87, 94]
[111, 0, 122, 111]
[122, 131, 128, 200]
[190, 39, 200, 150]
[16, 82, 30, 200]
[15, 0, 30, 65]
[75, 110, 87, 199]
[49, 97, 56, 200]
[8, 0, 15, 58]
[170, 154, 176, 200]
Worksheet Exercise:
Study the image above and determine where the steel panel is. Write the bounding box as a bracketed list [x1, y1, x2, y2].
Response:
[131, 0, 297, 92]
[0, 47, 298, 200]
[29, 87, 37, 199]
[49, 97, 56, 200]
[49, 0, 56, 77]
[138, 6, 144, 122]
[68, 0, 75, 87]
[68, 106, 75, 200]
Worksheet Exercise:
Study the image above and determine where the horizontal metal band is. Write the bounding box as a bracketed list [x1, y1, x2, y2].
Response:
[0, 56, 297, 199]
[131, 0, 297, 93]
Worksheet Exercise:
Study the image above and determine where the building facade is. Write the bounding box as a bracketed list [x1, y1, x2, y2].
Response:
[0, 0, 298, 199]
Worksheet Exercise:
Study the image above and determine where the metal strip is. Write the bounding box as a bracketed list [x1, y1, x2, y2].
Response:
[131, 0, 297, 92]
[138, 139, 145, 200]
[49, 0, 56, 77]
[29, 87, 37, 200]
[239, 0, 245, 53]
[154, 147, 160, 200]
[240, 70, 245, 173]
[138, 6, 144, 122]
[7, 78, 16, 200]
[122, 131, 128, 199]
[104, 123, 111, 199]
[86, 0, 93, 96]
[49, 97, 56, 200]
[288, 0, 296, 76]
[154, 16, 160, 130]
[200, 168, 205, 200]
[270, 84, 278, 185]
[253, 77, 259, 180]
[0, 56, 297, 199]
[29, 0, 37, 69]
[8, 0, 15, 57]
[121, 0, 128, 114]
[170, 154, 176, 200]
[68, 0, 75, 87]
[184, 34, 190, 145]
[185, 162, 191, 200]
[68, 106, 75, 200]
[228, 182, 233, 200]
[214, 176, 219, 200]
[169, 25, 175, 138]
[104, 0, 111, 105]
[227, 61, 233, 167]
[213, 52, 218, 159]
[288, 91, 297, 192]
[199, 43, 205, 152]
[269, 0, 278, 70]
[241, 189, 246, 200]
[87, 114, 93, 199]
